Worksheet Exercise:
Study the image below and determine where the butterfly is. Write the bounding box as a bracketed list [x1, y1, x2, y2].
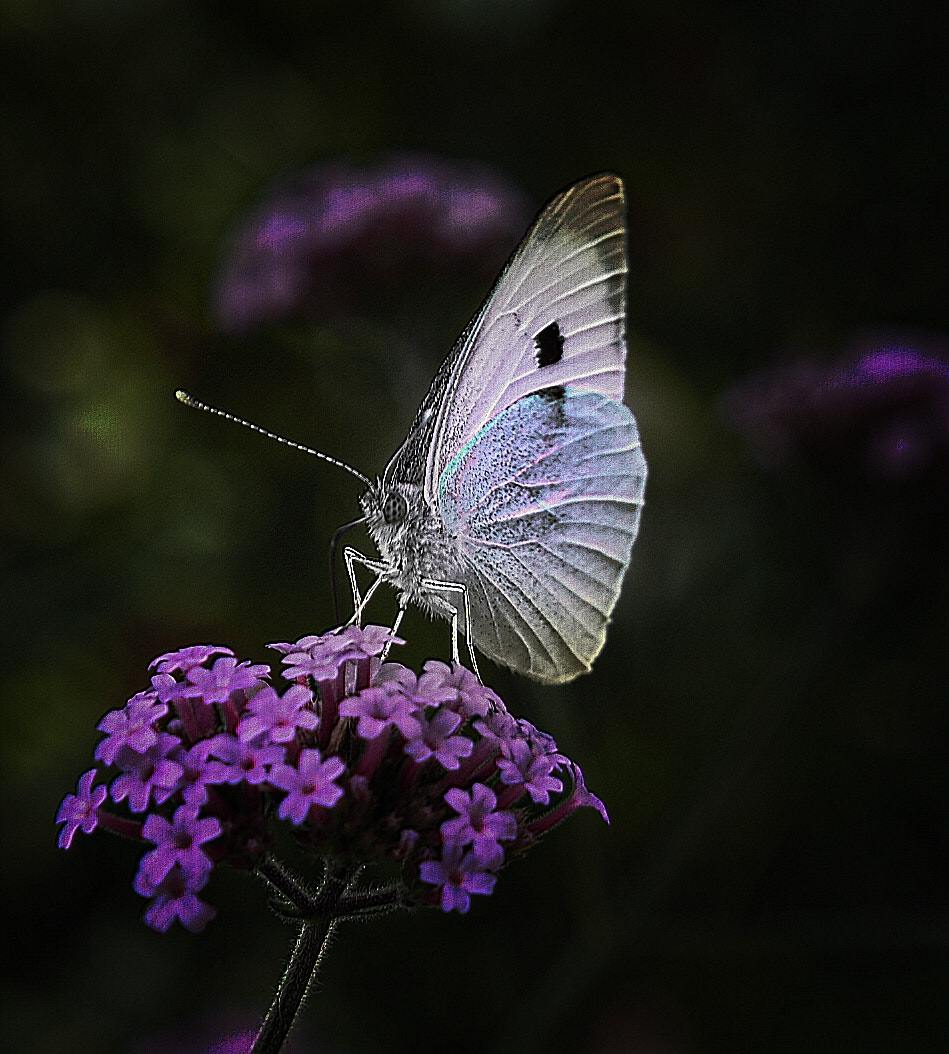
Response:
[348, 173, 647, 683]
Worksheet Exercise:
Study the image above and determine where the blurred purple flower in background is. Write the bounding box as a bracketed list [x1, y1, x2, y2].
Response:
[214, 154, 531, 333]
[720, 330, 949, 482]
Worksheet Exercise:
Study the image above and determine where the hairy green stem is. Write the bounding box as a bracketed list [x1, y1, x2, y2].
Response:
[250, 913, 335, 1054]
[250, 859, 368, 1054]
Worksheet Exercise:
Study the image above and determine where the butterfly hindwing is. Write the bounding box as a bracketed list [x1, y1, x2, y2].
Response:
[438, 386, 646, 682]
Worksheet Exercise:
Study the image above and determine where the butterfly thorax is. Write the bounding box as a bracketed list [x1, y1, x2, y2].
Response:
[359, 480, 462, 617]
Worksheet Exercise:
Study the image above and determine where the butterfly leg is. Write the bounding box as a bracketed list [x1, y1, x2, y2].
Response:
[343, 546, 387, 627]
[422, 577, 482, 683]
[343, 546, 407, 663]
[381, 601, 409, 663]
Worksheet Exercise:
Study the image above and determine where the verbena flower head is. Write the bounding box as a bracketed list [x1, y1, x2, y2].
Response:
[57, 626, 607, 931]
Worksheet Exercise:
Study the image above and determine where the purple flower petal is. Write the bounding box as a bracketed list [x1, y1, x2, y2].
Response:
[416, 659, 500, 718]
[135, 864, 217, 933]
[207, 732, 286, 784]
[404, 707, 473, 770]
[94, 691, 167, 765]
[419, 841, 499, 913]
[272, 625, 402, 680]
[339, 679, 421, 740]
[182, 656, 270, 705]
[441, 783, 518, 862]
[109, 734, 184, 813]
[140, 805, 221, 886]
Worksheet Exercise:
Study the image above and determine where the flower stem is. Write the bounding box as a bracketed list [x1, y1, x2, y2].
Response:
[250, 914, 335, 1054]
[250, 858, 363, 1054]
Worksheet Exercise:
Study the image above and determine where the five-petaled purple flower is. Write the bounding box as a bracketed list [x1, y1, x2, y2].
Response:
[237, 684, 319, 744]
[94, 692, 167, 764]
[497, 734, 564, 804]
[442, 784, 517, 865]
[339, 679, 421, 740]
[140, 805, 222, 887]
[404, 707, 473, 770]
[418, 842, 498, 914]
[181, 656, 270, 705]
[269, 749, 346, 825]
[56, 769, 107, 849]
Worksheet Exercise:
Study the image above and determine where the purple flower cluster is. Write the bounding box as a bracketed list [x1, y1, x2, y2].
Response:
[212, 153, 530, 333]
[721, 332, 949, 483]
[57, 627, 607, 929]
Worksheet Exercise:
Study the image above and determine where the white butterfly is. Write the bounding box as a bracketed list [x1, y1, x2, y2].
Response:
[349, 173, 647, 683]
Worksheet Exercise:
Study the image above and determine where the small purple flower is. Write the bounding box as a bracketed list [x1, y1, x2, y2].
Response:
[181, 656, 270, 705]
[272, 625, 401, 681]
[441, 784, 517, 863]
[213, 154, 530, 333]
[339, 680, 421, 740]
[94, 691, 167, 765]
[404, 707, 473, 770]
[140, 805, 222, 887]
[150, 645, 235, 676]
[415, 659, 500, 719]
[237, 684, 318, 744]
[207, 732, 286, 784]
[268, 748, 346, 824]
[170, 740, 231, 806]
[496, 736, 564, 805]
[135, 865, 217, 934]
[419, 842, 498, 914]
[473, 706, 518, 742]
[109, 733, 184, 813]
[56, 769, 107, 848]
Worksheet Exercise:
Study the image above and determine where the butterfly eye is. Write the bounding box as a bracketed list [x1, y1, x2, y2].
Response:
[382, 491, 408, 525]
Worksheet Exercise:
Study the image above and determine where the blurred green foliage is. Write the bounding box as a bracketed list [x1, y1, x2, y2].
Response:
[3, 2, 948, 1052]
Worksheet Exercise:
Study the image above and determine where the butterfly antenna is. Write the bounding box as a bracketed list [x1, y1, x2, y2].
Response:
[329, 515, 367, 623]
[175, 390, 372, 487]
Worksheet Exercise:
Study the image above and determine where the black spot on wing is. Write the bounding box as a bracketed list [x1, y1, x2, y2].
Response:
[533, 321, 564, 367]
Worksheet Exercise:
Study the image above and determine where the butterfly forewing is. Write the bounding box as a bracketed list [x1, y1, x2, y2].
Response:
[422, 173, 628, 500]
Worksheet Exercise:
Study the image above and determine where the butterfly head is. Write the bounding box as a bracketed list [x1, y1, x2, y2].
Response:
[359, 481, 413, 573]
[360, 481, 408, 528]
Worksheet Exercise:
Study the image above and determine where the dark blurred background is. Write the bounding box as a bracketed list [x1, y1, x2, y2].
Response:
[3, 2, 948, 1052]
